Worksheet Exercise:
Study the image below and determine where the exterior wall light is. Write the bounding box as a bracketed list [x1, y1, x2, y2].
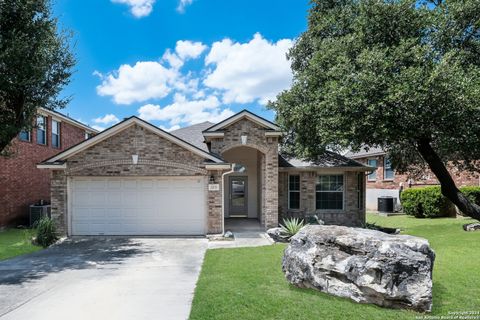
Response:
[132, 154, 139, 165]
[241, 135, 247, 145]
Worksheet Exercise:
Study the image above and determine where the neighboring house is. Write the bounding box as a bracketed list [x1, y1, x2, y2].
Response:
[0, 108, 97, 227]
[345, 147, 480, 211]
[37, 110, 371, 236]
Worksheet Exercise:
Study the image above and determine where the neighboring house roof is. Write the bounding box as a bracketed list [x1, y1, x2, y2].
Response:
[203, 109, 281, 132]
[38, 116, 225, 167]
[171, 121, 213, 152]
[38, 107, 98, 133]
[344, 146, 386, 159]
[279, 152, 372, 171]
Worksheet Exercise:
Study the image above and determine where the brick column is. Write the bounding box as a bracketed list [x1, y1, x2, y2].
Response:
[264, 150, 278, 228]
[207, 170, 223, 234]
[51, 170, 68, 235]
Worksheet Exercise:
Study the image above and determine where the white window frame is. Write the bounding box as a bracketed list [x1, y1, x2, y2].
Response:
[367, 158, 377, 181]
[288, 174, 300, 210]
[384, 158, 395, 180]
[315, 174, 345, 211]
[52, 119, 61, 148]
[36, 116, 47, 145]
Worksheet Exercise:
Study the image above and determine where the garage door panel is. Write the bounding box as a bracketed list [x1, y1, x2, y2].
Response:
[71, 177, 206, 235]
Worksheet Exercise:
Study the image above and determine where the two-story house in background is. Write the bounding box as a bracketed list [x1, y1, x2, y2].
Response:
[345, 147, 480, 211]
[0, 108, 97, 227]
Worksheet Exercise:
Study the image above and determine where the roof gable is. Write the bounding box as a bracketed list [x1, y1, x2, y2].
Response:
[203, 110, 280, 132]
[42, 117, 224, 164]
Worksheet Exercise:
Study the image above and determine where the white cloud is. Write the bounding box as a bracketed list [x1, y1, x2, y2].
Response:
[159, 124, 181, 132]
[162, 41, 207, 70]
[162, 50, 184, 69]
[138, 93, 234, 126]
[96, 33, 292, 129]
[93, 114, 120, 125]
[96, 61, 178, 104]
[91, 125, 107, 132]
[204, 33, 293, 104]
[177, 0, 193, 13]
[175, 40, 207, 60]
[112, 0, 155, 18]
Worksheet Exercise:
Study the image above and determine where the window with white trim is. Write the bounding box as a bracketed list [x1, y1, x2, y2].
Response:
[316, 174, 344, 210]
[367, 159, 377, 181]
[36, 116, 46, 145]
[288, 175, 300, 209]
[384, 158, 395, 180]
[52, 120, 60, 148]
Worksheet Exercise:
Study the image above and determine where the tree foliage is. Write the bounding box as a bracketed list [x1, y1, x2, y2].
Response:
[0, 0, 75, 153]
[270, 0, 480, 220]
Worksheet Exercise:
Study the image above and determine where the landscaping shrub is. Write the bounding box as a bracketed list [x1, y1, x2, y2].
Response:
[400, 186, 455, 218]
[280, 217, 305, 239]
[459, 186, 480, 207]
[34, 217, 58, 247]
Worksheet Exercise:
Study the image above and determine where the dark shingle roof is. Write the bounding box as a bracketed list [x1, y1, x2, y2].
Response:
[344, 146, 385, 159]
[279, 152, 367, 168]
[170, 121, 213, 152]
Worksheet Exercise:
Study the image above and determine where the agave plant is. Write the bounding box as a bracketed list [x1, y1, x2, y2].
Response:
[280, 217, 306, 239]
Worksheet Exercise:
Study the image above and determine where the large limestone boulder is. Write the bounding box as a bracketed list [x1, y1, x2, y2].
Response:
[282, 225, 435, 312]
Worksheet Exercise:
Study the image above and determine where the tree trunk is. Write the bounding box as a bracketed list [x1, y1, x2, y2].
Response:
[416, 138, 480, 221]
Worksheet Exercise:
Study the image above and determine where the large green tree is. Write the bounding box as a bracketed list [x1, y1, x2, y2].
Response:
[0, 0, 75, 153]
[270, 0, 480, 220]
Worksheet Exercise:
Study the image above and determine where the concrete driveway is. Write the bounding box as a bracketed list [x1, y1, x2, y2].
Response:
[0, 237, 207, 320]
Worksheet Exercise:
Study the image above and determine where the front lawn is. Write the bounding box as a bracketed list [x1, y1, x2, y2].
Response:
[190, 214, 480, 320]
[0, 228, 41, 261]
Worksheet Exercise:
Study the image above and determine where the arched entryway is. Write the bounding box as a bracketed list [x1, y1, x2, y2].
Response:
[222, 146, 264, 221]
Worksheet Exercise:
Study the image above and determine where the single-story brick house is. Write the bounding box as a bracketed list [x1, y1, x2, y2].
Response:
[345, 147, 480, 211]
[38, 110, 371, 236]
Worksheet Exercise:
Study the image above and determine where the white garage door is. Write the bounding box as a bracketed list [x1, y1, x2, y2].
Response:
[70, 177, 206, 236]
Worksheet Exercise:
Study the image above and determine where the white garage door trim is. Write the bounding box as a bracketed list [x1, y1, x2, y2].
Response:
[68, 176, 207, 236]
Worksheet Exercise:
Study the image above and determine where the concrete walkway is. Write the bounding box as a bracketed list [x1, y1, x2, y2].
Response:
[208, 218, 274, 249]
[0, 237, 207, 320]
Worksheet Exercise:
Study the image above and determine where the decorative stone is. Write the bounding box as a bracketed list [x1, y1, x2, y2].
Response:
[266, 227, 289, 243]
[282, 225, 435, 312]
[463, 223, 480, 231]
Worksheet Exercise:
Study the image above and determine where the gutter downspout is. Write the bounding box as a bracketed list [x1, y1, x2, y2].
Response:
[220, 163, 236, 235]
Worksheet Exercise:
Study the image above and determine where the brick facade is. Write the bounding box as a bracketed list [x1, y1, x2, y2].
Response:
[0, 113, 89, 227]
[209, 118, 279, 229]
[278, 171, 366, 227]
[44, 114, 368, 236]
[356, 154, 480, 190]
[49, 124, 228, 235]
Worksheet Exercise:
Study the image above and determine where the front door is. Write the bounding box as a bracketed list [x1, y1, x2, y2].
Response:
[229, 176, 248, 217]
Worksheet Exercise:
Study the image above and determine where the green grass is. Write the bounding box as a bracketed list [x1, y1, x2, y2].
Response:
[190, 214, 480, 320]
[0, 228, 41, 261]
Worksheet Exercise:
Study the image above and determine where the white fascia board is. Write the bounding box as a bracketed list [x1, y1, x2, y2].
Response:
[205, 164, 232, 170]
[265, 131, 284, 137]
[37, 163, 67, 169]
[203, 132, 225, 137]
[206, 111, 280, 132]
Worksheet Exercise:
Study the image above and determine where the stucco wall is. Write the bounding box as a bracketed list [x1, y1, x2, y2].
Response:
[278, 170, 366, 227]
